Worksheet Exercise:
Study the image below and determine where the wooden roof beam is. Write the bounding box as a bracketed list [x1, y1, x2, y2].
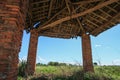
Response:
[72, 5, 85, 32]
[39, 7, 67, 27]
[99, 9, 112, 17]
[87, 14, 103, 24]
[76, 18, 84, 31]
[48, 0, 53, 18]
[91, 12, 120, 35]
[86, 19, 99, 27]
[37, 0, 118, 31]
[72, 0, 101, 5]
[65, 0, 71, 14]
[31, 0, 49, 5]
[106, 5, 118, 13]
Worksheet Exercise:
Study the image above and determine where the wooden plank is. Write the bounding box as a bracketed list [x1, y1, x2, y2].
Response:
[38, 0, 118, 31]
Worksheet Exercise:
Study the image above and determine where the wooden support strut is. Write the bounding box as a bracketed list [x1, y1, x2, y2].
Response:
[81, 33, 94, 72]
[26, 31, 38, 75]
[37, 0, 118, 31]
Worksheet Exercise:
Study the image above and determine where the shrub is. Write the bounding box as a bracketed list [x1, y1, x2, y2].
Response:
[18, 60, 27, 77]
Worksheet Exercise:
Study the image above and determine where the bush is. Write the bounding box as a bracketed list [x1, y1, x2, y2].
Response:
[18, 60, 27, 77]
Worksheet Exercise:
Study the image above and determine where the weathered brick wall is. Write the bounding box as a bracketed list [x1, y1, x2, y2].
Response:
[0, 0, 28, 79]
[26, 31, 38, 75]
[82, 34, 94, 72]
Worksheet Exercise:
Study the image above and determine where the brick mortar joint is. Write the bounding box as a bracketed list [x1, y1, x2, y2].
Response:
[0, 0, 28, 29]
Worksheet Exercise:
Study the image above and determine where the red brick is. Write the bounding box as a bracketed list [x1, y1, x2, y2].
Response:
[82, 33, 94, 72]
[0, 0, 26, 79]
[26, 32, 38, 75]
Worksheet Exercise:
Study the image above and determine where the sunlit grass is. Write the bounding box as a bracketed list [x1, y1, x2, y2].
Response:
[18, 65, 120, 80]
[35, 65, 82, 76]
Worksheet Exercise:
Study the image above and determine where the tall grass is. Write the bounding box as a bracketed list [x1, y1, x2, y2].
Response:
[18, 60, 27, 77]
[18, 64, 120, 80]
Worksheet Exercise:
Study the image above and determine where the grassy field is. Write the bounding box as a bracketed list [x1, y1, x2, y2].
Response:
[18, 65, 120, 80]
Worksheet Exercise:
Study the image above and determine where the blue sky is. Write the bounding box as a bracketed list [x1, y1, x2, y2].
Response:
[19, 24, 120, 65]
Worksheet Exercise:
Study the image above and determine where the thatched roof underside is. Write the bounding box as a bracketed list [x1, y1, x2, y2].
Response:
[26, 0, 120, 39]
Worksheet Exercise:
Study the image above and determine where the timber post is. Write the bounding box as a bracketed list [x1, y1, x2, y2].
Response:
[26, 31, 39, 75]
[81, 33, 94, 72]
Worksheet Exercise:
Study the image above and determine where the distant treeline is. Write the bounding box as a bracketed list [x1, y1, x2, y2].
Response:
[36, 61, 98, 66]
[36, 61, 76, 66]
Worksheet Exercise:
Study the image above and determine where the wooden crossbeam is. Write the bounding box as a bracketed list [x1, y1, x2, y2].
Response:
[91, 12, 120, 35]
[72, 0, 101, 5]
[40, 7, 67, 27]
[71, 5, 85, 32]
[31, 0, 49, 5]
[38, 0, 118, 31]
[65, 0, 71, 14]
[86, 19, 99, 27]
[48, 0, 53, 18]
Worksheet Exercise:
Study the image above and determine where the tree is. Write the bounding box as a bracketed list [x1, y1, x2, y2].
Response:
[93, 62, 98, 66]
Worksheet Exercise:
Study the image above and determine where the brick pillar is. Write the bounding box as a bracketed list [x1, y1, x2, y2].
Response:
[81, 33, 94, 72]
[0, 2, 22, 80]
[26, 31, 38, 75]
[0, 0, 27, 79]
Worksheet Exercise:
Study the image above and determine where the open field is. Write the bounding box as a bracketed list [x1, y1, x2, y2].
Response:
[18, 64, 120, 80]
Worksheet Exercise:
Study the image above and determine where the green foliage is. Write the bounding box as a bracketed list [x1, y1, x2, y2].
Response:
[48, 62, 59, 66]
[48, 61, 67, 66]
[36, 63, 46, 66]
[95, 66, 120, 80]
[93, 62, 98, 66]
[18, 60, 27, 77]
[18, 62, 120, 80]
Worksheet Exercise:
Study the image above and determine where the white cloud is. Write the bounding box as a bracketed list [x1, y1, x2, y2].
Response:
[36, 56, 47, 63]
[95, 44, 102, 47]
[112, 59, 120, 65]
[19, 56, 47, 64]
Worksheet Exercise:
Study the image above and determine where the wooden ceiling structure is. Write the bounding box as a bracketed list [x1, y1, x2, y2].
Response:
[25, 0, 120, 39]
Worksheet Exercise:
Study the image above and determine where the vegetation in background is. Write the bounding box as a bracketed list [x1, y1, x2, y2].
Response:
[18, 61, 120, 80]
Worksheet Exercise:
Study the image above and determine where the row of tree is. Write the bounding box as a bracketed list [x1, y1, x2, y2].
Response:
[36, 61, 98, 66]
[36, 61, 76, 66]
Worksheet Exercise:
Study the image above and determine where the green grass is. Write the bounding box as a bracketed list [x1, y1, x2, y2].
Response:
[35, 65, 82, 79]
[18, 65, 120, 80]
[95, 66, 120, 80]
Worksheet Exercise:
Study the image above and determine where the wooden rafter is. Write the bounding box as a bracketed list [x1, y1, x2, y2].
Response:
[86, 19, 99, 27]
[72, 6, 84, 31]
[48, 0, 53, 18]
[106, 5, 118, 13]
[31, 0, 49, 5]
[40, 7, 67, 27]
[37, 0, 118, 31]
[72, 0, 101, 5]
[91, 12, 120, 35]
[99, 9, 112, 17]
[65, 0, 71, 14]
[76, 18, 84, 31]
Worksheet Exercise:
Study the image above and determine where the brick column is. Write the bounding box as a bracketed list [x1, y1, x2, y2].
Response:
[81, 33, 94, 72]
[0, 0, 27, 79]
[26, 31, 38, 75]
[0, 1, 24, 80]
